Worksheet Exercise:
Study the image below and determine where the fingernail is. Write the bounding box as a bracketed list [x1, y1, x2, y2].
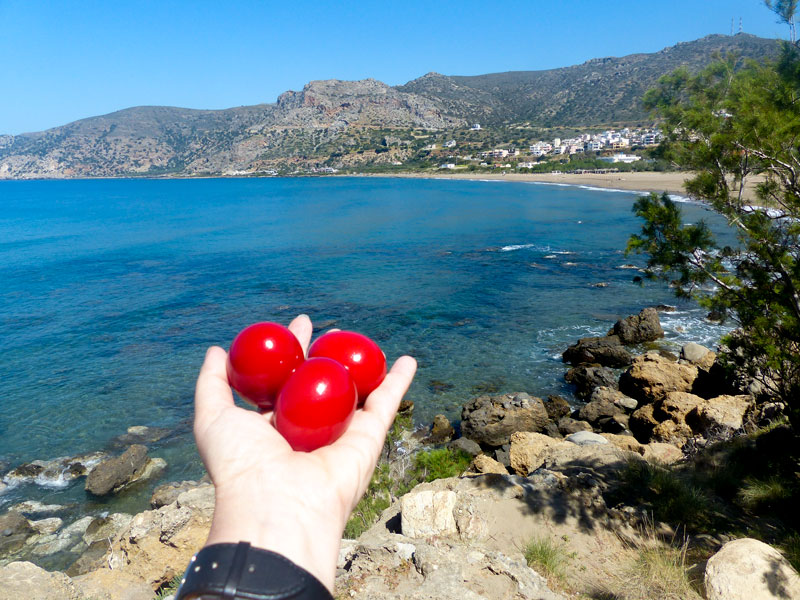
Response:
[298, 313, 309, 320]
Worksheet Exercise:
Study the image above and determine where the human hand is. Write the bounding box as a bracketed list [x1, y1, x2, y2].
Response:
[193, 315, 417, 591]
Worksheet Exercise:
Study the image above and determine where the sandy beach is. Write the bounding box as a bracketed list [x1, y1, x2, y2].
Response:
[358, 170, 762, 202]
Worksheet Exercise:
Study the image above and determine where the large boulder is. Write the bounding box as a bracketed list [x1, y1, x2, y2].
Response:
[0, 561, 81, 600]
[508, 431, 633, 476]
[690, 395, 754, 436]
[565, 365, 617, 399]
[85, 445, 148, 496]
[704, 538, 800, 600]
[629, 391, 707, 446]
[562, 335, 632, 367]
[461, 393, 549, 447]
[619, 353, 699, 404]
[611, 307, 664, 344]
[578, 396, 623, 426]
[401, 490, 458, 538]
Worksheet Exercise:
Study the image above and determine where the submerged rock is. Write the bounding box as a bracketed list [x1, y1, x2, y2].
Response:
[611, 307, 664, 344]
[563, 335, 632, 367]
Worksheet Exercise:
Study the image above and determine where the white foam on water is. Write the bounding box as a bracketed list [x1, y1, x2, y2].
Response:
[500, 243, 539, 252]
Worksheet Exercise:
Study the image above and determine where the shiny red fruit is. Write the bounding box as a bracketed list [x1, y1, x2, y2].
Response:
[274, 357, 357, 452]
[226, 322, 304, 410]
[308, 331, 387, 405]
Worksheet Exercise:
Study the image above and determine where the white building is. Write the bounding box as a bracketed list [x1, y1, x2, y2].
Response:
[444, 140, 457, 148]
[599, 153, 641, 164]
[439, 163, 456, 169]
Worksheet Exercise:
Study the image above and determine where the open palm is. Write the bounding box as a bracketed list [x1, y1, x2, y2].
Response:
[193, 315, 416, 590]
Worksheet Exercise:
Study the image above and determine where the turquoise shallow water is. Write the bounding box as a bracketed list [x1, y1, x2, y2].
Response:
[0, 176, 733, 522]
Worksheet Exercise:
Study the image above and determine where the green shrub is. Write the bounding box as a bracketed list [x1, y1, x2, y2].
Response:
[411, 448, 472, 482]
[524, 536, 569, 580]
[737, 476, 793, 510]
[618, 459, 710, 529]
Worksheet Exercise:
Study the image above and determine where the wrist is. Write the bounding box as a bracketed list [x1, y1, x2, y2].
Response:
[205, 486, 345, 591]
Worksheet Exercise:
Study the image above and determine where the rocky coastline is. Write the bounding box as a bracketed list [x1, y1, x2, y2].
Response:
[0, 307, 797, 599]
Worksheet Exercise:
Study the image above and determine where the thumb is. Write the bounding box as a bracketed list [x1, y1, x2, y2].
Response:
[194, 346, 235, 436]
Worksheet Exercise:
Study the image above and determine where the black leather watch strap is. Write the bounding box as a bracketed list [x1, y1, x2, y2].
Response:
[175, 542, 333, 600]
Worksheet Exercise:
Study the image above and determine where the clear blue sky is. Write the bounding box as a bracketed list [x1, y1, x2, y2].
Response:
[0, 0, 790, 135]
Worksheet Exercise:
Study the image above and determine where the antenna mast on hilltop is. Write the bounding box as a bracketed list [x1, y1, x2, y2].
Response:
[731, 17, 735, 36]
[740, 17, 743, 33]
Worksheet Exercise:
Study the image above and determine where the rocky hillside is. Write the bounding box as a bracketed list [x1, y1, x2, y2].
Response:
[400, 34, 779, 126]
[0, 33, 780, 179]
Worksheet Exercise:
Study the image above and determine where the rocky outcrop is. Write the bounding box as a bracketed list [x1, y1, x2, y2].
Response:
[461, 393, 549, 447]
[0, 561, 82, 600]
[611, 307, 664, 344]
[692, 395, 753, 435]
[101, 483, 215, 588]
[0, 511, 34, 558]
[338, 538, 565, 600]
[3, 452, 106, 488]
[424, 414, 455, 444]
[619, 352, 699, 403]
[508, 431, 635, 476]
[562, 335, 632, 367]
[704, 538, 800, 600]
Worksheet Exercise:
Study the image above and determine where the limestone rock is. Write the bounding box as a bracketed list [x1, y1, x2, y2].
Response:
[591, 386, 638, 411]
[461, 393, 549, 447]
[30, 518, 63, 536]
[629, 403, 658, 442]
[447, 437, 482, 457]
[565, 431, 609, 446]
[680, 342, 716, 370]
[0, 511, 34, 558]
[562, 335, 632, 367]
[600, 433, 644, 454]
[426, 414, 455, 444]
[611, 307, 664, 344]
[73, 569, 153, 600]
[99, 484, 215, 588]
[85, 445, 149, 496]
[619, 352, 699, 403]
[0, 561, 81, 600]
[651, 419, 694, 446]
[83, 513, 133, 546]
[642, 442, 684, 464]
[509, 432, 564, 476]
[692, 395, 754, 435]
[565, 364, 617, 399]
[705, 538, 800, 600]
[578, 396, 623, 425]
[470, 454, 508, 475]
[655, 391, 707, 424]
[338, 539, 566, 600]
[400, 490, 457, 538]
[151, 479, 202, 508]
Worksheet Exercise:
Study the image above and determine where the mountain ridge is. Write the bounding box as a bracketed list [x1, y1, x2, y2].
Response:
[0, 33, 781, 178]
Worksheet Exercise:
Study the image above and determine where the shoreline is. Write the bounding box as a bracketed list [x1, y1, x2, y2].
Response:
[350, 170, 763, 202]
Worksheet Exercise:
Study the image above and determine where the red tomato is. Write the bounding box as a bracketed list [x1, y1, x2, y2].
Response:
[274, 357, 357, 452]
[226, 322, 304, 410]
[308, 331, 386, 405]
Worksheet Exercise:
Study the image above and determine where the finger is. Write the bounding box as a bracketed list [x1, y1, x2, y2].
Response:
[361, 355, 417, 432]
[194, 346, 235, 434]
[289, 314, 313, 354]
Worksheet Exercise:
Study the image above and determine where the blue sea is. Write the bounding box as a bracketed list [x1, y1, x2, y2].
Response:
[0, 177, 733, 521]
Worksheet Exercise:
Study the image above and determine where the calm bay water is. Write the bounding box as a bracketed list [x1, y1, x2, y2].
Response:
[0, 176, 732, 520]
